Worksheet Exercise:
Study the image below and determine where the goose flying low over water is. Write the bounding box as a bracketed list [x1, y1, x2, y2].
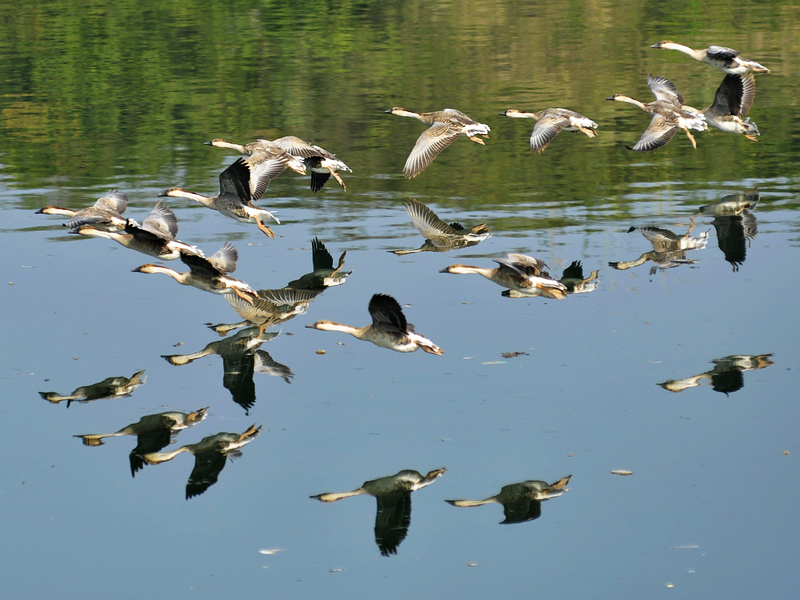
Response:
[206, 136, 350, 192]
[607, 74, 707, 151]
[132, 243, 258, 304]
[306, 293, 443, 354]
[73, 202, 203, 260]
[36, 190, 130, 232]
[650, 40, 771, 74]
[500, 108, 598, 152]
[703, 73, 760, 141]
[384, 107, 490, 178]
[159, 153, 295, 238]
[391, 198, 490, 255]
[440, 253, 568, 299]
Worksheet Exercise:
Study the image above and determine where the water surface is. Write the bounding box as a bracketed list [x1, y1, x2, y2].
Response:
[2, 1, 799, 599]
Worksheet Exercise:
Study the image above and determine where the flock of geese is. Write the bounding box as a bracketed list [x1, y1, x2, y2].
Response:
[36, 40, 767, 516]
[36, 40, 769, 355]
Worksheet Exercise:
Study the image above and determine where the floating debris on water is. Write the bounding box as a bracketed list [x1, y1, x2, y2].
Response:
[611, 469, 633, 476]
[502, 351, 529, 358]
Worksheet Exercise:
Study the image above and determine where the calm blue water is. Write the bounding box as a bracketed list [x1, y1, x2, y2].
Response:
[2, 2, 800, 599]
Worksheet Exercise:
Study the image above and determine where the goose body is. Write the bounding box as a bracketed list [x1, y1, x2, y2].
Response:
[132, 243, 258, 304]
[500, 108, 598, 152]
[206, 136, 348, 191]
[651, 41, 770, 74]
[36, 190, 130, 231]
[384, 107, 490, 178]
[160, 156, 290, 238]
[392, 198, 490, 255]
[703, 73, 759, 140]
[607, 74, 707, 151]
[73, 202, 202, 260]
[306, 293, 443, 354]
[440, 253, 568, 299]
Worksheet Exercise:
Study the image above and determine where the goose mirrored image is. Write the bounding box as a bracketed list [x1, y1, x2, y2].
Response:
[609, 225, 709, 274]
[446, 475, 571, 525]
[311, 468, 446, 556]
[658, 354, 774, 395]
[285, 238, 351, 290]
[391, 198, 490, 255]
[144, 424, 262, 499]
[74, 407, 208, 477]
[39, 370, 146, 407]
[162, 327, 291, 414]
[693, 191, 759, 271]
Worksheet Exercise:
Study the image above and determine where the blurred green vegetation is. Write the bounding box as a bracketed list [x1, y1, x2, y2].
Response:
[1, 0, 798, 216]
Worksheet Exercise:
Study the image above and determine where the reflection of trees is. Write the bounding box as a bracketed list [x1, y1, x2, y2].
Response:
[6, 3, 790, 213]
[446, 475, 571, 524]
[311, 468, 446, 557]
[39, 370, 146, 407]
[658, 354, 774, 395]
[73, 408, 208, 477]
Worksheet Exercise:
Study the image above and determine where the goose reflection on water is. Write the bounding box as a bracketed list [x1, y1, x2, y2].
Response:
[658, 354, 774, 395]
[39, 370, 146, 407]
[390, 198, 490, 255]
[206, 239, 348, 335]
[694, 191, 759, 272]
[285, 238, 351, 290]
[162, 327, 291, 414]
[446, 475, 572, 524]
[609, 224, 709, 274]
[311, 468, 446, 556]
[144, 424, 262, 499]
[74, 407, 208, 477]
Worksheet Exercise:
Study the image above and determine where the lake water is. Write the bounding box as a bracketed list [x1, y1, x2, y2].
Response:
[2, 1, 799, 599]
